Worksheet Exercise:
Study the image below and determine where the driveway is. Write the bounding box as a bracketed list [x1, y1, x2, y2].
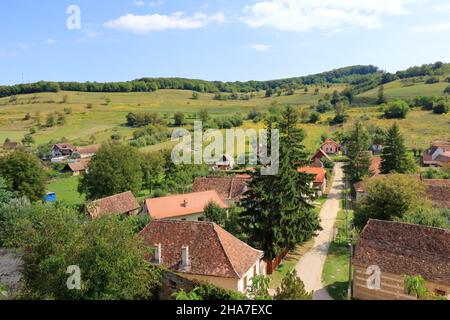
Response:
[295, 162, 344, 300]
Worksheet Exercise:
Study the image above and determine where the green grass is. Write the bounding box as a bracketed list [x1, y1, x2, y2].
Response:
[358, 80, 449, 100]
[47, 175, 85, 206]
[322, 208, 354, 300]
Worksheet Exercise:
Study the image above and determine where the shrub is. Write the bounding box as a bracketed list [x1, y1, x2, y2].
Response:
[383, 100, 409, 119]
[432, 101, 449, 114]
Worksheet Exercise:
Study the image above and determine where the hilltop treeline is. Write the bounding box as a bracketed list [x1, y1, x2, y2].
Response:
[0, 62, 449, 98]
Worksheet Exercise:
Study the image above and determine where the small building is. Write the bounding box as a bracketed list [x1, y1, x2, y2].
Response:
[421, 140, 450, 167]
[86, 191, 141, 219]
[3, 141, 20, 151]
[353, 219, 450, 300]
[370, 156, 382, 175]
[192, 176, 250, 205]
[371, 144, 384, 155]
[143, 190, 228, 221]
[62, 159, 90, 176]
[44, 192, 56, 203]
[75, 144, 101, 159]
[51, 143, 74, 158]
[321, 138, 340, 155]
[311, 148, 332, 163]
[214, 154, 235, 171]
[140, 220, 265, 293]
[298, 166, 327, 197]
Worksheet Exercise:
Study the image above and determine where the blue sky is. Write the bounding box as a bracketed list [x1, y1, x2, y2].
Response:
[1, 0, 450, 85]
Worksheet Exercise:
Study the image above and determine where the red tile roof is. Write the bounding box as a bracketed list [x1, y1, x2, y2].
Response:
[144, 190, 228, 220]
[321, 138, 340, 148]
[311, 148, 332, 162]
[87, 191, 140, 218]
[54, 143, 74, 151]
[192, 176, 250, 201]
[75, 144, 101, 155]
[298, 166, 326, 184]
[370, 156, 381, 175]
[140, 220, 263, 278]
[353, 219, 450, 285]
[65, 159, 90, 172]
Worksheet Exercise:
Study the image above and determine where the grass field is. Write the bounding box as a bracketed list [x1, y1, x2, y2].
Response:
[47, 175, 85, 206]
[0, 82, 449, 154]
[322, 208, 354, 300]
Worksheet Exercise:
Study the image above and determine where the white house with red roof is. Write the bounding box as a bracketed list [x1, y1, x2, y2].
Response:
[298, 166, 327, 196]
[140, 220, 265, 293]
[143, 190, 228, 221]
[321, 138, 340, 155]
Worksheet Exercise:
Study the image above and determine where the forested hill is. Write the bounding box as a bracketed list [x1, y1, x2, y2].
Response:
[1, 62, 449, 98]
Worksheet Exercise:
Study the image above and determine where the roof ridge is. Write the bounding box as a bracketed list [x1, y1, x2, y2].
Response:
[92, 190, 133, 203]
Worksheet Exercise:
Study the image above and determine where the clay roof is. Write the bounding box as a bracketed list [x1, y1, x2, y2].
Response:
[54, 143, 74, 151]
[87, 191, 140, 218]
[423, 179, 450, 208]
[370, 156, 381, 175]
[140, 220, 263, 278]
[75, 144, 101, 155]
[353, 219, 450, 285]
[192, 176, 250, 201]
[298, 166, 326, 184]
[311, 148, 332, 162]
[65, 159, 90, 172]
[321, 138, 339, 147]
[431, 140, 450, 150]
[144, 190, 228, 220]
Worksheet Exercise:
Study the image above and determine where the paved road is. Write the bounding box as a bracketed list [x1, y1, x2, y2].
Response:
[295, 162, 344, 300]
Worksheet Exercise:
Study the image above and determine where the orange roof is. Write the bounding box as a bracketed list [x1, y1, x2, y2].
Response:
[321, 138, 339, 147]
[371, 156, 382, 175]
[298, 166, 326, 184]
[145, 190, 228, 220]
[87, 191, 140, 218]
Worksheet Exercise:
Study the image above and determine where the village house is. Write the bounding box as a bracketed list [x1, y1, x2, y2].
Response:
[353, 219, 450, 300]
[86, 191, 141, 219]
[192, 176, 250, 205]
[51, 143, 74, 158]
[311, 148, 332, 163]
[298, 166, 327, 197]
[143, 190, 228, 221]
[75, 144, 101, 159]
[62, 159, 90, 176]
[214, 154, 235, 171]
[421, 140, 450, 167]
[321, 138, 340, 155]
[140, 220, 265, 293]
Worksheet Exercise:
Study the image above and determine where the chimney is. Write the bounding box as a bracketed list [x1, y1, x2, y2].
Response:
[181, 246, 190, 267]
[183, 199, 188, 207]
[153, 243, 161, 264]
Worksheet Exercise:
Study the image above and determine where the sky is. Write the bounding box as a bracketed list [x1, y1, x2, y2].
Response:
[1, 0, 450, 85]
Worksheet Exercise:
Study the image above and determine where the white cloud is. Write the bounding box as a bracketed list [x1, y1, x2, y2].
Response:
[250, 44, 271, 51]
[412, 22, 450, 33]
[242, 0, 410, 32]
[133, 0, 145, 6]
[104, 12, 225, 33]
[45, 38, 56, 44]
[434, 3, 450, 13]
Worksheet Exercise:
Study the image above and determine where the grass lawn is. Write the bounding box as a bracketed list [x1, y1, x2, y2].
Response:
[322, 208, 354, 300]
[47, 175, 85, 206]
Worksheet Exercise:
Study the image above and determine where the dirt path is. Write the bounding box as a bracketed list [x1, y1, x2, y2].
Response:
[295, 162, 344, 300]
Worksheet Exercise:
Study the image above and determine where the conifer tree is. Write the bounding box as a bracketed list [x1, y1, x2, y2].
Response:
[241, 106, 320, 260]
[381, 123, 415, 174]
[344, 122, 372, 183]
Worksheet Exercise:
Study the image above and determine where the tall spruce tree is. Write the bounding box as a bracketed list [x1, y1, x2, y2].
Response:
[344, 122, 372, 183]
[241, 106, 320, 260]
[381, 122, 415, 174]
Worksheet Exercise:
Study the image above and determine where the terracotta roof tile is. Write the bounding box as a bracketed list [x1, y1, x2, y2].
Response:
[353, 219, 450, 285]
[75, 144, 101, 155]
[192, 176, 250, 201]
[144, 190, 228, 220]
[140, 220, 263, 278]
[423, 179, 450, 208]
[65, 159, 90, 172]
[298, 166, 326, 184]
[321, 138, 340, 147]
[87, 191, 140, 218]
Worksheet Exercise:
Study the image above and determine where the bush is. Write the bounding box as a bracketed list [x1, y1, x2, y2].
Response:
[383, 100, 409, 119]
[309, 112, 320, 123]
[413, 96, 437, 110]
[425, 77, 439, 84]
[432, 101, 449, 114]
[274, 270, 312, 300]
